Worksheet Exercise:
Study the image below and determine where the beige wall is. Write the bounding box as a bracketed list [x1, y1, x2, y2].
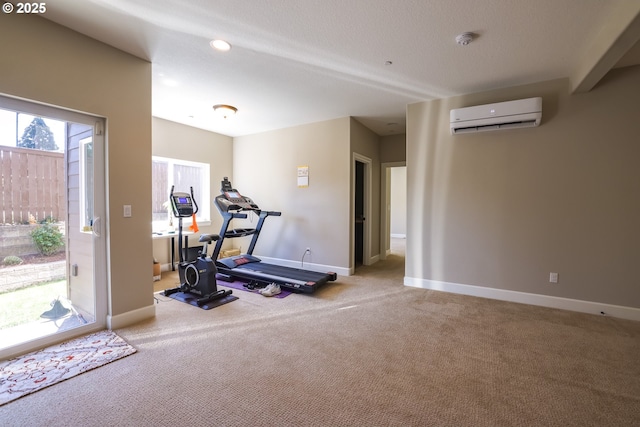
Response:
[151, 118, 234, 264]
[380, 133, 406, 163]
[233, 118, 351, 272]
[406, 66, 640, 311]
[1, 16, 153, 321]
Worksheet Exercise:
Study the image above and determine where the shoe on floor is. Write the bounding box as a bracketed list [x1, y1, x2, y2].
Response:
[258, 283, 274, 294]
[260, 283, 281, 297]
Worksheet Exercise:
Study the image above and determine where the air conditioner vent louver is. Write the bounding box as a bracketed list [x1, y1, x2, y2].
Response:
[452, 119, 539, 134]
[450, 97, 542, 135]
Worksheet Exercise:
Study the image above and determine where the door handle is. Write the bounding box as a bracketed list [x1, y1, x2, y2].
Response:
[92, 217, 101, 237]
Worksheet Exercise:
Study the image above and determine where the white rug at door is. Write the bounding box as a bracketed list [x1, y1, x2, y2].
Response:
[0, 329, 136, 406]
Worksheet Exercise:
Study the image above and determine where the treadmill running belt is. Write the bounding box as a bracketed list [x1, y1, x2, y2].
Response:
[239, 262, 328, 282]
[218, 260, 335, 293]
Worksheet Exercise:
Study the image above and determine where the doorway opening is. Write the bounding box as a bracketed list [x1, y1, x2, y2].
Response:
[380, 162, 406, 261]
[0, 95, 107, 359]
[353, 153, 371, 271]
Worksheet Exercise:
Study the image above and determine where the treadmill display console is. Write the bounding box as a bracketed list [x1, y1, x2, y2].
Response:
[220, 178, 258, 211]
[224, 191, 244, 203]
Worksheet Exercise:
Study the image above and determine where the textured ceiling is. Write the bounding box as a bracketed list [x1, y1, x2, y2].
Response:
[42, 0, 640, 137]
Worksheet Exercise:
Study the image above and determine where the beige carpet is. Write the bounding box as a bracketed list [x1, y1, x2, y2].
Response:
[1, 244, 639, 426]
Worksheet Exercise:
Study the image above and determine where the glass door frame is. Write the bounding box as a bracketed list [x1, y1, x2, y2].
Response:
[0, 94, 108, 360]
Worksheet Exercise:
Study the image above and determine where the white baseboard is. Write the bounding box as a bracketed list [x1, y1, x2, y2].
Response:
[258, 253, 380, 276]
[258, 256, 350, 277]
[404, 277, 640, 322]
[107, 304, 156, 330]
[390, 234, 406, 239]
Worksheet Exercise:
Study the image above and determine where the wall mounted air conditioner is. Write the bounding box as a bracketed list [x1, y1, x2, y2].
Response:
[450, 97, 542, 135]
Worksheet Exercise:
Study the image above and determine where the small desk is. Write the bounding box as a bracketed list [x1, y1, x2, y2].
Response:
[152, 231, 193, 271]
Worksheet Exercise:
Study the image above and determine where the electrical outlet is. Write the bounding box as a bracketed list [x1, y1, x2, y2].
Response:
[306, 247, 311, 253]
[549, 272, 558, 283]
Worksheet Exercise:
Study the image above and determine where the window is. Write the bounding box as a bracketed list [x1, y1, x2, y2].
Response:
[0, 108, 66, 224]
[152, 156, 210, 231]
[0, 108, 65, 153]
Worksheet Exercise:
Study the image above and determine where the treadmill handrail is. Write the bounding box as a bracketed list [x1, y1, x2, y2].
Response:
[212, 179, 282, 259]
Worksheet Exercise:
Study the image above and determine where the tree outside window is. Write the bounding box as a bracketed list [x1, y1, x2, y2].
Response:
[18, 117, 59, 151]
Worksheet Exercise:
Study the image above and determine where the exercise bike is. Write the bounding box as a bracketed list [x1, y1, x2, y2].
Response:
[162, 186, 232, 306]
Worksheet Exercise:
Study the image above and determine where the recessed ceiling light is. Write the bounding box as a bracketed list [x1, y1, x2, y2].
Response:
[162, 78, 179, 87]
[210, 39, 231, 51]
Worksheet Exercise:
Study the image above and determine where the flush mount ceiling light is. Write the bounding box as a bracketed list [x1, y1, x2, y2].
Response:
[213, 104, 237, 119]
[210, 39, 231, 51]
[455, 32, 475, 46]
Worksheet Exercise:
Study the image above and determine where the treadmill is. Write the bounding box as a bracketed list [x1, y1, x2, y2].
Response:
[211, 177, 337, 293]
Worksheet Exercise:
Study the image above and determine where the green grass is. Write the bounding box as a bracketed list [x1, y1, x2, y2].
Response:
[0, 280, 67, 329]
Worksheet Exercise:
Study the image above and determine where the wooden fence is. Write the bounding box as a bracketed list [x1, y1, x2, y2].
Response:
[152, 160, 169, 221]
[0, 145, 65, 224]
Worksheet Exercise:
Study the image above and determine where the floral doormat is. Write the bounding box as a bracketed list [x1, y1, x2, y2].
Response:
[0, 329, 136, 406]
